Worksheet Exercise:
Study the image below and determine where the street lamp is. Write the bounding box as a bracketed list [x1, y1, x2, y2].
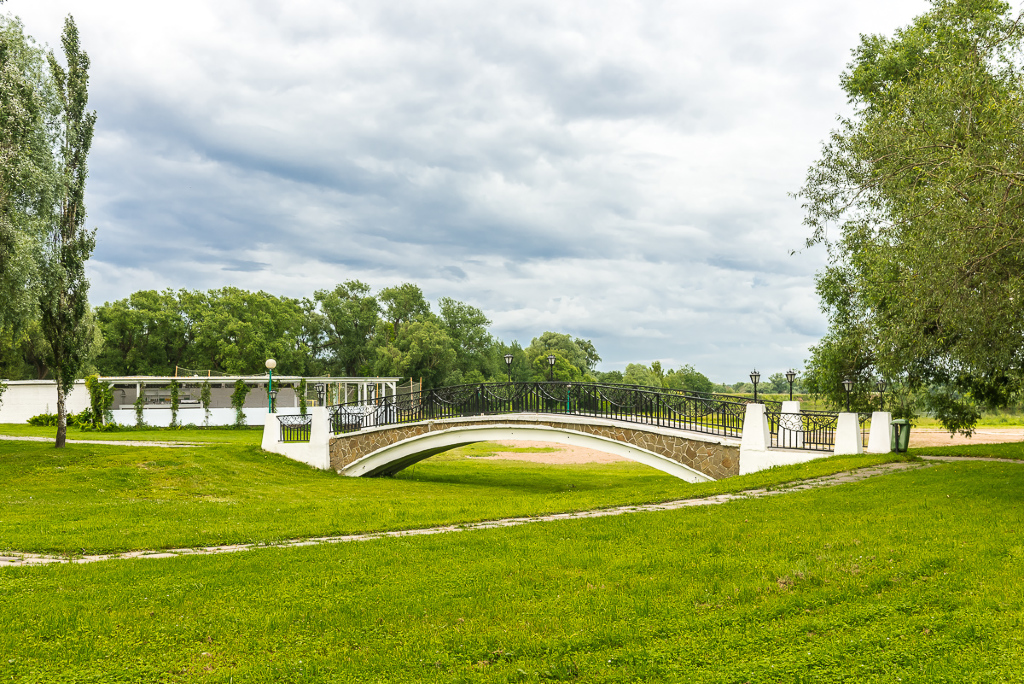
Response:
[842, 378, 854, 412]
[504, 353, 514, 383]
[547, 354, 556, 381]
[750, 369, 760, 402]
[269, 390, 278, 414]
[265, 358, 277, 413]
[786, 369, 796, 402]
[314, 383, 325, 406]
[877, 378, 887, 411]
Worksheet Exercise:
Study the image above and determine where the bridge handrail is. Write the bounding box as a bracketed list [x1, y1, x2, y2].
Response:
[327, 381, 760, 439]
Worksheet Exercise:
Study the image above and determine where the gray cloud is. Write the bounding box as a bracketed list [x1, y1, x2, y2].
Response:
[10, 0, 927, 381]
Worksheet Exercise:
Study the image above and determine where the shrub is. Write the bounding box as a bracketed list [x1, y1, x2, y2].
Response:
[27, 412, 58, 426]
[133, 390, 146, 427]
[231, 379, 251, 428]
[170, 380, 180, 429]
[298, 378, 307, 416]
[200, 380, 212, 427]
[84, 375, 114, 427]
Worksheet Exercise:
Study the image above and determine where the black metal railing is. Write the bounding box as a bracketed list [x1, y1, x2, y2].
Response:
[765, 406, 873, 452]
[327, 381, 755, 439]
[279, 414, 312, 442]
[766, 406, 838, 451]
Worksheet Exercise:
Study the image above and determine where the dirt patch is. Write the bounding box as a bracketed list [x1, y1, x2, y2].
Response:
[909, 427, 1024, 448]
[472, 441, 627, 464]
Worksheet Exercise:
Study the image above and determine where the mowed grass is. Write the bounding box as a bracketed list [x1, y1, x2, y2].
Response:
[909, 441, 1024, 460]
[0, 436, 909, 555]
[1, 459, 1022, 682]
[0, 422, 262, 444]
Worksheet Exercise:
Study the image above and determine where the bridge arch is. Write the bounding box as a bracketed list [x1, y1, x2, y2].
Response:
[329, 414, 740, 481]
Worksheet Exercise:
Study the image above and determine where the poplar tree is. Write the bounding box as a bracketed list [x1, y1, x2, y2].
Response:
[40, 15, 96, 448]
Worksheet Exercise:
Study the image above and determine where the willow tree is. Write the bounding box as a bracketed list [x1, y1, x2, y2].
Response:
[797, 0, 1024, 433]
[40, 15, 96, 448]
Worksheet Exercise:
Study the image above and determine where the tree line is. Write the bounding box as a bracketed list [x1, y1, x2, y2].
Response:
[0, 280, 738, 394]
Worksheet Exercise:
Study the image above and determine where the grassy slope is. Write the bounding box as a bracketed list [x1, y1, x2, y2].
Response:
[0, 438, 909, 555]
[1, 459, 1022, 682]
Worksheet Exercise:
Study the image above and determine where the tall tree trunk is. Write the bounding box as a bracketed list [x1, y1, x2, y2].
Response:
[56, 383, 67, 448]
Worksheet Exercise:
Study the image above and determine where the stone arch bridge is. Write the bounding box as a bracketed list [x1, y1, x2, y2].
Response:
[263, 381, 885, 481]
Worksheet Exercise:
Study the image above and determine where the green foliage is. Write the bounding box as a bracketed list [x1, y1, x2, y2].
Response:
[297, 377, 307, 416]
[26, 411, 57, 426]
[230, 378, 250, 428]
[200, 379, 211, 426]
[531, 350, 582, 381]
[82, 373, 112, 426]
[313, 280, 379, 376]
[37, 16, 96, 447]
[523, 332, 599, 381]
[798, 0, 1024, 432]
[622, 362, 658, 387]
[168, 378, 179, 428]
[0, 16, 53, 339]
[133, 387, 145, 427]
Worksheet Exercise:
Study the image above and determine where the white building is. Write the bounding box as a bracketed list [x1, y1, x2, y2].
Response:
[0, 375, 406, 427]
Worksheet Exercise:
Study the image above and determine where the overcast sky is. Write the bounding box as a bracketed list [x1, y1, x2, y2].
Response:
[6, 0, 928, 381]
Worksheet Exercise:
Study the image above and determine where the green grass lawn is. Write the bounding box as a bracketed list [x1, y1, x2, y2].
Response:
[1, 458, 1022, 682]
[0, 422, 263, 444]
[0, 438, 908, 555]
[909, 441, 1024, 460]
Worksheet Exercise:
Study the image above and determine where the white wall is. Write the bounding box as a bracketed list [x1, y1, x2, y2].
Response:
[0, 379, 290, 427]
[0, 381, 91, 424]
[109, 406, 294, 428]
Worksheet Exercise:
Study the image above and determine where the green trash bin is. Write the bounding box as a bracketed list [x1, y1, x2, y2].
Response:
[890, 419, 910, 453]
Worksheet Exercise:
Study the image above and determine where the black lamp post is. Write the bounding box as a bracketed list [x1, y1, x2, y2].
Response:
[314, 383, 325, 406]
[269, 389, 278, 414]
[877, 379, 887, 411]
[750, 369, 760, 402]
[504, 353, 514, 383]
[786, 369, 796, 402]
[547, 354, 556, 381]
[842, 378, 854, 412]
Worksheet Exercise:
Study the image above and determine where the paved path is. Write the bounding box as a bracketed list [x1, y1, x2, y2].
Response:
[919, 454, 1023, 464]
[0, 435, 198, 448]
[0, 461, 930, 569]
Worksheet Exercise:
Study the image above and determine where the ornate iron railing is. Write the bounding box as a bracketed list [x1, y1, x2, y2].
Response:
[765, 407, 872, 451]
[327, 381, 754, 438]
[766, 407, 837, 451]
[279, 414, 312, 442]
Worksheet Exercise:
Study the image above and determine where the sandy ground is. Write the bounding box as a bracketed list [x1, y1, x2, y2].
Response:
[474, 441, 626, 464]
[909, 427, 1024, 448]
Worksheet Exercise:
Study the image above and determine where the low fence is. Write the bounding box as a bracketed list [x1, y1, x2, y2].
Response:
[765, 407, 871, 451]
[278, 414, 312, 442]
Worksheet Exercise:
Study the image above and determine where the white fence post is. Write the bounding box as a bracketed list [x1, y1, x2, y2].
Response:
[834, 413, 864, 455]
[866, 411, 892, 453]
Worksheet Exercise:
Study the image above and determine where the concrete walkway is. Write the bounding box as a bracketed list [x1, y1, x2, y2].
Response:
[0, 435, 198, 448]
[0, 461, 930, 569]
